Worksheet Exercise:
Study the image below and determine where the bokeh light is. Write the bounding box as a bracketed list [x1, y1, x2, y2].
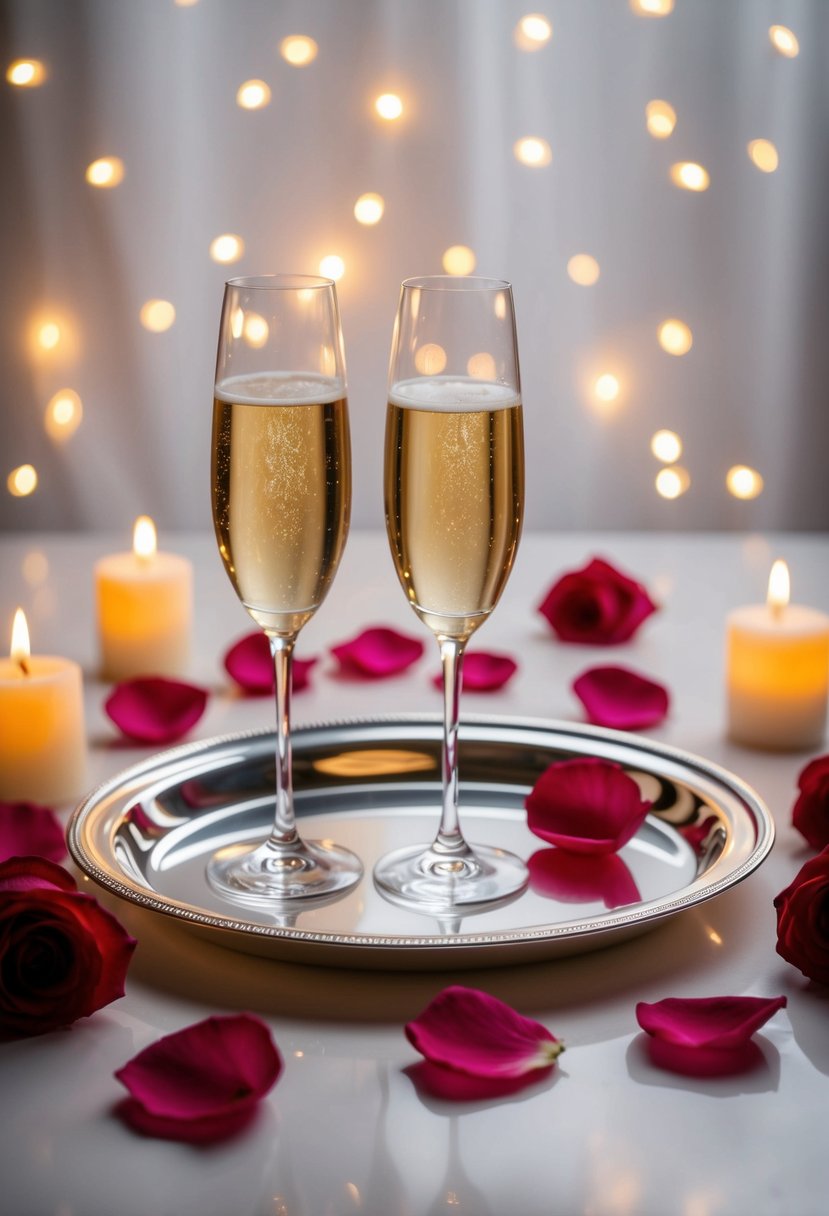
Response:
[139, 300, 176, 333]
[44, 389, 83, 442]
[467, 352, 497, 380]
[630, 0, 674, 14]
[319, 254, 345, 280]
[85, 157, 125, 188]
[414, 344, 448, 375]
[37, 321, 61, 351]
[726, 465, 764, 500]
[210, 234, 244, 264]
[747, 139, 779, 173]
[353, 193, 385, 225]
[236, 79, 271, 109]
[375, 93, 403, 120]
[645, 100, 676, 139]
[657, 318, 693, 356]
[650, 430, 682, 463]
[514, 14, 552, 50]
[280, 36, 318, 66]
[7, 465, 38, 498]
[656, 466, 690, 498]
[594, 374, 620, 403]
[442, 245, 477, 275]
[670, 162, 710, 192]
[769, 25, 799, 57]
[6, 59, 46, 87]
[243, 313, 269, 348]
[22, 550, 49, 587]
[567, 254, 600, 286]
[514, 136, 552, 167]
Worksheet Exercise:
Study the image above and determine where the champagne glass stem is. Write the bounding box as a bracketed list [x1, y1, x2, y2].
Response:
[267, 633, 300, 848]
[434, 637, 471, 857]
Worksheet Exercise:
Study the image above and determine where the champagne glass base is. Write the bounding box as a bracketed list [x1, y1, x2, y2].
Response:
[207, 837, 363, 906]
[373, 842, 528, 911]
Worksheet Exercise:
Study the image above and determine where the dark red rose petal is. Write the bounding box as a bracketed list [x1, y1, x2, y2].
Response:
[331, 626, 424, 678]
[0, 802, 67, 864]
[223, 631, 317, 695]
[0, 855, 77, 895]
[105, 677, 208, 744]
[433, 651, 518, 693]
[528, 848, 641, 909]
[792, 755, 829, 851]
[774, 848, 829, 985]
[525, 758, 652, 854]
[636, 995, 787, 1050]
[538, 557, 657, 645]
[572, 665, 669, 731]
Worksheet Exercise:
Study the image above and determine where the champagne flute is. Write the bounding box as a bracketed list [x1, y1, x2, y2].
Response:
[374, 275, 527, 909]
[207, 274, 362, 903]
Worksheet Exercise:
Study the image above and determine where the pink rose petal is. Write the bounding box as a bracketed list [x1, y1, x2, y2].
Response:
[642, 1038, 766, 1078]
[224, 631, 317, 695]
[528, 848, 641, 909]
[572, 665, 669, 731]
[405, 986, 563, 1080]
[0, 801, 67, 863]
[433, 651, 518, 693]
[404, 1060, 553, 1102]
[331, 626, 424, 678]
[105, 677, 208, 744]
[636, 995, 787, 1050]
[525, 758, 652, 854]
[115, 1014, 282, 1143]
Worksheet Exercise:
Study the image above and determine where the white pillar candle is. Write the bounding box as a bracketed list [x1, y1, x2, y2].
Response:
[727, 560, 829, 751]
[95, 516, 193, 681]
[0, 609, 87, 804]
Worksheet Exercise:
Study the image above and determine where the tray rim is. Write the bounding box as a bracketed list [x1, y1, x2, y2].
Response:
[67, 713, 775, 958]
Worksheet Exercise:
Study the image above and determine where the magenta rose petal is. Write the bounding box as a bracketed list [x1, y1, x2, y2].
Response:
[572, 665, 669, 731]
[528, 848, 641, 909]
[525, 758, 652, 854]
[115, 1014, 282, 1143]
[331, 626, 425, 678]
[404, 1060, 552, 1102]
[538, 556, 658, 645]
[636, 995, 787, 1050]
[0, 801, 67, 863]
[105, 677, 208, 744]
[433, 651, 518, 693]
[405, 986, 563, 1080]
[223, 631, 317, 695]
[642, 1038, 766, 1078]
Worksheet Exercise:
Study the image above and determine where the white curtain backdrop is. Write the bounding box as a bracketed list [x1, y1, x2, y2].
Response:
[2, 0, 827, 534]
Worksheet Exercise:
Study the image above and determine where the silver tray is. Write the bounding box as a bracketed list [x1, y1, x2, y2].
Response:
[67, 715, 774, 971]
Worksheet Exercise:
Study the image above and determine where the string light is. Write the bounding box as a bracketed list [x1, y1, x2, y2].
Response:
[747, 139, 778, 173]
[375, 93, 403, 120]
[442, 245, 476, 275]
[656, 467, 690, 498]
[514, 15, 552, 50]
[6, 59, 46, 87]
[630, 0, 674, 15]
[769, 25, 799, 57]
[726, 465, 764, 500]
[645, 100, 676, 139]
[209, 234, 244, 264]
[139, 300, 176, 332]
[567, 254, 600, 286]
[670, 162, 710, 192]
[7, 465, 38, 498]
[353, 193, 385, 225]
[279, 36, 318, 66]
[513, 137, 552, 167]
[414, 344, 447, 375]
[650, 430, 682, 463]
[85, 157, 125, 188]
[594, 374, 620, 403]
[657, 319, 693, 356]
[44, 389, 83, 442]
[236, 80, 271, 109]
[319, 255, 345, 280]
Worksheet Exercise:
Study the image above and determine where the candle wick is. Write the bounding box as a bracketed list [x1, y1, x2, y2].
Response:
[17, 657, 30, 676]
[770, 601, 785, 624]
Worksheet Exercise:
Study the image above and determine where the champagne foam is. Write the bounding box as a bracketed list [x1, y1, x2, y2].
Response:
[216, 372, 345, 406]
[389, 376, 520, 411]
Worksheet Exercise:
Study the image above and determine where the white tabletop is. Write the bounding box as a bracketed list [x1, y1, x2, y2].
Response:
[1, 530, 828, 1216]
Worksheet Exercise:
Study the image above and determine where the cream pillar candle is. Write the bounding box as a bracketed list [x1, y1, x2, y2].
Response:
[95, 517, 193, 681]
[727, 560, 829, 751]
[0, 609, 87, 804]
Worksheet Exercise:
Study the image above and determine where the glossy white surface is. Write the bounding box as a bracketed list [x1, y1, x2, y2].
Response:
[1, 531, 828, 1216]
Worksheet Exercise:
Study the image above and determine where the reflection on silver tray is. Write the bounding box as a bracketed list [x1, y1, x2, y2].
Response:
[67, 715, 774, 971]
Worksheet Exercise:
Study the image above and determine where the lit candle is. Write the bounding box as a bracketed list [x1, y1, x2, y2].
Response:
[0, 610, 87, 803]
[727, 560, 829, 750]
[95, 517, 193, 680]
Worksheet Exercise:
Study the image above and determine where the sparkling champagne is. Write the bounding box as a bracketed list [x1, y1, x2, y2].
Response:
[385, 376, 524, 640]
[212, 372, 351, 635]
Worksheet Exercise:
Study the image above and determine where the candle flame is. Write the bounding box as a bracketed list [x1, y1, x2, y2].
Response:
[767, 559, 790, 616]
[11, 607, 31, 670]
[133, 516, 157, 560]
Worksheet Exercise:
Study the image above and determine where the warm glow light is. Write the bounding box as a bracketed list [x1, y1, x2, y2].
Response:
[670, 162, 710, 192]
[133, 516, 157, 559]
[630, 0, 674, 14]
[6, 59, 46, 87]
[7, 464, 38, 498]
[414, 344, 447, 375]
[645, 99, 676, 139]
[594, 374, 620, 403]
[442, 245, 477, 275]
[10, 609, 30, 663]
[230, 307, 244, 339]
[494, 293, 507, 319]
[22, 551, 49, 587]
[650, 429, 682, 463]
[769, 25, 799, 57]
[45, 389, 83, 441]
[656, 466, 690, 499]
[139, 299, 176, 333]
[767, 559, 790, 611]
[319, 254, 345, 281]
[513, 136, 552, 167]
[375, 92, 403, 120]
[37, 321, 61, 350]
[747, 139, 779, 173]
[85, 156, 125, 188]
[726, 465, 764, 500]
[210, 234, 244, 264]
[658, 318, 693, 356]
[174, 0, 200, 6]
[236, 79, 271, 109]
[243, 312, 269, 348]
[353, 192, 385, 225]
[514, 14, 552, 50]
[707, 927, 724, 946]
[280, 35, 318, 66]
[467, 352, 497, 380]
[567, 254, 600, 286]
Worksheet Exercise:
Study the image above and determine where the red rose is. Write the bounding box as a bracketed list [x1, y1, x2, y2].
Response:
[538, 557, 657, 645]
[792, 756, 829, 851]
[0, 857, 136, 1038]
[774, 847, 829, 985]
